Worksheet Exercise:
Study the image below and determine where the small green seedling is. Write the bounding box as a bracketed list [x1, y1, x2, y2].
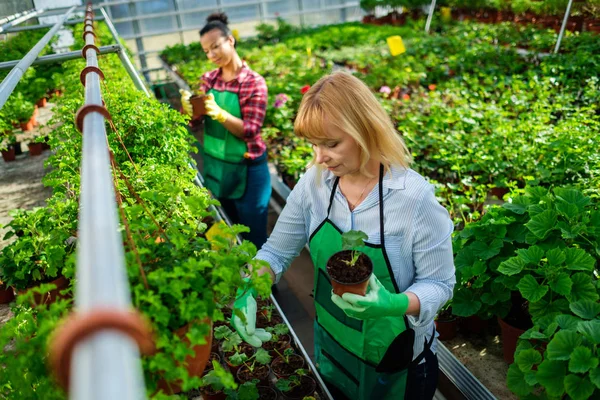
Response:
[341, 230, 368, 267]
[274, 347, 296, 364]
[275, 369, 308, 392]
[266, 323, 289, 342]
[214, 325, 242, 353]
[242, 348, 272, 372]
[260, 303, 275, 322]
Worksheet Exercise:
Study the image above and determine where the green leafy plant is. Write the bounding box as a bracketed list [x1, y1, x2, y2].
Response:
[266, 323, 290, 342]
[275, 347, 297, 365]
[452, 186, 600, 322]
[341, 230, 369, 267]
[242, 348, 272, 373]
[275, 368, 308, 392]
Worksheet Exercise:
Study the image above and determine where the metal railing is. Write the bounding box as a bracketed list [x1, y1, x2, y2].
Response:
[68, 5, 147, 399]
[0, 8, 35, 26]
[0, 6, 75, 108]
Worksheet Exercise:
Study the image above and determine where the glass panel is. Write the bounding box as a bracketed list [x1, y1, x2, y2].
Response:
[114, 21, 134, 37]
[301, 0, 321, 11]
[324, 0, 342, 6]
[178, 0, 217, 10]
[182, 11, 213, 28]
[266, 0, 298, 17]
[221, 0, 257, 5]
[137, 0, 175, 15]
[140, 16, 177, 34]
[109, 4, 130, 19]
[221, 4, 259, 21]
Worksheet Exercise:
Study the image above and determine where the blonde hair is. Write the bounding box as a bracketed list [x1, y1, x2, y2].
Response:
[294, 71, 412, 177]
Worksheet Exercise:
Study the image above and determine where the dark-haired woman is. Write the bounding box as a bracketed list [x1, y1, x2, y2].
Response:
[181, 12, 271, 248]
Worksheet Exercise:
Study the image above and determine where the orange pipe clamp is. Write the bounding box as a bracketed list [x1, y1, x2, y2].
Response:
[50, 308, 155, 390]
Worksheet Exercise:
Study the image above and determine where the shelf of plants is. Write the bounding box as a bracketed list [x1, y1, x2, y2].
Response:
[159, 9, 600, 400]
[0, 11, 331, 400]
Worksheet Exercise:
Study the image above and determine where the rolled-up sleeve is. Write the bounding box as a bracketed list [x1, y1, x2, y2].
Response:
[255, 174, 309, 282]
[406, 185, 456, 326]
[240, 76, 267, 141]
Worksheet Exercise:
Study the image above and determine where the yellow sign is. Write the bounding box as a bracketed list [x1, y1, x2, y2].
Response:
[205, 221, 234, 249]
[386, 36, 406, 57]
[441, 7, 452, 21]
[232, 28, 240, 41]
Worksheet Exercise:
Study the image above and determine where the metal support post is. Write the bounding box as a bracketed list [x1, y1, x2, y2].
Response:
[0, 8, 47, 34]
[127, 1, 150, 82]
[554, 0, 574, 54]
[0, 6, 76, 109]
[70, 5, 146, 398]
[100, 7, 150, 96]
[170, 0, 185, 45]
[425, 0, 436, 33]
[0, 45, 121, 70]
[298, 0, 306, 26]
[4, 17, 106, 33]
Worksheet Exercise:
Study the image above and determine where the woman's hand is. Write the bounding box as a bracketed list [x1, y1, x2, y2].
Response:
[331, 275, 410, 320]
[179, 89, 193, 116]
[231, 281, 272, 347]
[204, 93, 231, 123]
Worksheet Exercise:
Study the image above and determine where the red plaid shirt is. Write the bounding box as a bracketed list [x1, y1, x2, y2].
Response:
[200, 62, 267, 159]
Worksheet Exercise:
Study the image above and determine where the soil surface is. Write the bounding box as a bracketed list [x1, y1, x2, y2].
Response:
[256, 313, 283, 328]
[272, 354, 305, 377]
[326, 250, 372, 283]
[262, 334, 291, 355]
[237, 364, 269, 383]
[445, 329, 517, 400]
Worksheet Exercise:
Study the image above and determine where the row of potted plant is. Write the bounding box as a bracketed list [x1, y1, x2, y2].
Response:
[0, 23, 274, 398]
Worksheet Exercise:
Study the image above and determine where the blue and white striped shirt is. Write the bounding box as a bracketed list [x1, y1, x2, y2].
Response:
[256, 164, 456, 359]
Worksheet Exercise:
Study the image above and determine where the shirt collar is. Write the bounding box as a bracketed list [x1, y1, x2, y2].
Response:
[323, 164, 408, 190]
[217, 60, 249, 83]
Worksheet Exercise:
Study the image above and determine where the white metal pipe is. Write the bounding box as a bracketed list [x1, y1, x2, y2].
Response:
[0, 8, 46, 33]
[99, 7, 150, 96]
[0, 45, 120, 70]
[554, 0, 574, 54]
[4, 17, 106, 33]
[0, 6, 75, 109]
[425, 0, 437, 33]
[0, 9, 35, 26]
[70, 8, 146, 400]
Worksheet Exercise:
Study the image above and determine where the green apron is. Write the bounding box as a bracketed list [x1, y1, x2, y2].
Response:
[310, 165, 433, 400]
[203, 88, 248, 199]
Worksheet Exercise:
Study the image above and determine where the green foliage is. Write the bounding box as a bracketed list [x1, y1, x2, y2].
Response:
[453, 187, 599, 321]
[275, 368, 308, 392]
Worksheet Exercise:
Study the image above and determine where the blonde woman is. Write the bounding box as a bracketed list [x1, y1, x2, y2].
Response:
[232, 72, 456, 400]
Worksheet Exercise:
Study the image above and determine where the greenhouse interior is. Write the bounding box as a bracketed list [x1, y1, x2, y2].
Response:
[0, 0, 599, 399]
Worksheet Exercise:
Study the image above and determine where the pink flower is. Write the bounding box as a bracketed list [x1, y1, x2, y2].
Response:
[379, 86, 391, 94]
[274, 93, 289, 109]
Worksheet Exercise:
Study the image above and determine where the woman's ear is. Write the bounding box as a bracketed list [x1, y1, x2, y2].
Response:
[228, 35, 236, 47]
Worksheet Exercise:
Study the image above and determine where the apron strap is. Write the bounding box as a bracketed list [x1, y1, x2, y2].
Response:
[378, 164, 385, 249]
[327, 177, 340, 217]
[410, 326, 436, 366]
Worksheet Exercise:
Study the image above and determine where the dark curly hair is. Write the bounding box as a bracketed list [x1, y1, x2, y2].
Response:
[200, 12, 232, 38]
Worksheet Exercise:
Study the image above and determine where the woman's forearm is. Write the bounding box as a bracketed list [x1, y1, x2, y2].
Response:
[404, 291, 421, 316]
[220, 114, 245, 138]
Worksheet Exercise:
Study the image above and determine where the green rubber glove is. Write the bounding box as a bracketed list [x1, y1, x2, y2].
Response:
[231, 282, 272, 347]
[331, 275, 409, 320]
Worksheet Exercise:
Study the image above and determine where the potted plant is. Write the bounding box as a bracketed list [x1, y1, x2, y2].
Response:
[28, 136, 44, 156]
[189, 82, 207, 118]
[1, 128, 17, 163]
[272, 348, 305, 379]
[263, 323, 292, 356]
[214, 326, 255, 375]
[275, 369, 317, 400]
[327, 230, 373, 296]
[435, 302, 459, 341]
[256, 301, 283, 328]
[199, 363, 237, 400]
[236, 348, 272, 385]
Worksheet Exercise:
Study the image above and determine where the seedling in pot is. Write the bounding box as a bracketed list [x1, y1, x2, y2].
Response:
[274, 348, 296, 364]
[266, 323, 289, 341]
[275, 368, 308, 392]
[214, 325, 242, 353]
[272, 348, 305, 378]
[237, 348, 272, 385]
[259, 303, 275, 321]
[326, 230, 373, 296]
[341, 230, 368, 267]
